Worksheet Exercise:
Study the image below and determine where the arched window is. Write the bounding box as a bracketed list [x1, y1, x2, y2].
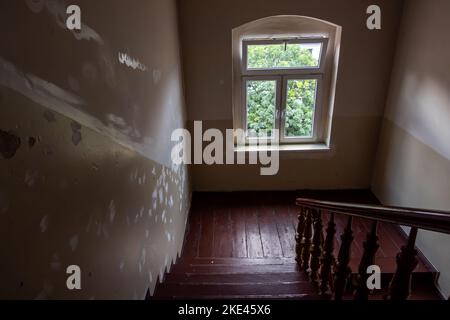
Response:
[232, 16, 341, 148]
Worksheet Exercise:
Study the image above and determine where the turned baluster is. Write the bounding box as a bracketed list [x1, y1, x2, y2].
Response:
[354, 221, 379, 300]
[309, 209, 323, 284]
[333, 216, 354, 300]
[295, 207, 306, 266]
[301, 209, 313, 272]
[387, 227, 419, 300]
[319, 213, 336, 295]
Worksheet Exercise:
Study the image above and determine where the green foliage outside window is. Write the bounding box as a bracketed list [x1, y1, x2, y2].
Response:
[246, 44, 318, 138]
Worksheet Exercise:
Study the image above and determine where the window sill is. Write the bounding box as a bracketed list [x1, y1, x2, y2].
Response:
[234, 143, 331, 153]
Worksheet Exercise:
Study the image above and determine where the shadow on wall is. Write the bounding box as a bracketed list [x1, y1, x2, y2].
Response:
[0, 0, 191, 299]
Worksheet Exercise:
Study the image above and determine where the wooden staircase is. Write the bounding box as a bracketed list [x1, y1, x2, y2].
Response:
[152, 258, 322, 300]
[152, 257, 440, 300]
[151, 191, 449, 300]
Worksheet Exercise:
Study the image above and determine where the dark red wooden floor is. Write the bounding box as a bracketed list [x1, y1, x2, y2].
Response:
[153, 190, 441, 300]
[183, 190, 432, 274]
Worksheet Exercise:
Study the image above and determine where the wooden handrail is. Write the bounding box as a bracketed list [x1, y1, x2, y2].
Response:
[296, 198, 450, 234]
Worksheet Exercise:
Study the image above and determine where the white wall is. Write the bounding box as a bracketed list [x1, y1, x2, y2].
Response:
[178, 0, 404, 191]
[0, 0, 190, 299]
[372, 0, 450, 298]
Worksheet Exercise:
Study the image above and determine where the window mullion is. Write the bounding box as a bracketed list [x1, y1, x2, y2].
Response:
[278, 76, 286, 144]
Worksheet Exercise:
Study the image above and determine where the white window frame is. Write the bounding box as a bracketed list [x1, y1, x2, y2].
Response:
[242, 76, 282, 144]
[239, 37, 329, 146]
[280, 74, 323, 144]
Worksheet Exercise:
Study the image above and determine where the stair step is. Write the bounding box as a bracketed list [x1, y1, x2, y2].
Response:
[155, 282, 317, 298]
[152, 293, 325, 300]
[179, 258, 296, 266]
[165, 272, 309, 284]
[171, 263, 300, 275]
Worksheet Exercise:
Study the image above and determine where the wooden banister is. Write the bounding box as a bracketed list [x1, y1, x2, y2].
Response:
[296, 198, 450, 234]
[295, 198, 450, 300]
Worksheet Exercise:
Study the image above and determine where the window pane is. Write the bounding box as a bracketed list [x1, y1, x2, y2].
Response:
[247, 42, 322, 70]
[246, 80, 277, 138]
[284, 79, 317, 138]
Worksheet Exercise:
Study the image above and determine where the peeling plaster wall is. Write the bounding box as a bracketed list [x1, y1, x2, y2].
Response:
[0, 0, 190, 299]
[372, 0, 450, 298]
[178, 0, 404, 191]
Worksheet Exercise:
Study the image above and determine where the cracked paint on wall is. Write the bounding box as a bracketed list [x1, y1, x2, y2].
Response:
[0, 129, 21, 159]
[0, 0, 190, 300]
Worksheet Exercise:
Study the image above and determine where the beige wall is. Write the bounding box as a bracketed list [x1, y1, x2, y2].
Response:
[0, 0, 190, 299]
[372, 0, 450, 298]
[178, 0, 404, 191]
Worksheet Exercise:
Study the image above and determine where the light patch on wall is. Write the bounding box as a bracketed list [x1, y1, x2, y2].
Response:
[35, 280, 53, 300]
[50, 254, 61, 271]
[0, 56, 171, 167]
[152, 189, 158, 209]
[153, 70, 162, 84]
[138, 174, 146, 186]
[109, 200, 116, 223]
[148, 271, 153, 284]
[0, 55, 85, 120]
[40, 215, 49, 233]
[106, 114, 141, 140]
[130, 168, 138, 183]
[164, 254, 169, 271]
[69, 235, 79, 252]
[159, 188, 164, 205]
[161, 210, 166, 224]
[25, 170, 39, 188]
[140, 248, 147, 266]
[386, 74, 450, 161]
[118, 52, 148, 72]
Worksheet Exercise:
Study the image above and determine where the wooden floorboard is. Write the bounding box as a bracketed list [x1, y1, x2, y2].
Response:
[231, 205, 247, 258]
[198, 205, 215, 257]
[258, 204, 283, 258]
[213, 206, 233, 258]
[245, 206, 264, 259]
[183, 191, 434, 273]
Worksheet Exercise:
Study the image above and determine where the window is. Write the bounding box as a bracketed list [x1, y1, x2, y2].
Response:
[240, 37, 328, 145]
